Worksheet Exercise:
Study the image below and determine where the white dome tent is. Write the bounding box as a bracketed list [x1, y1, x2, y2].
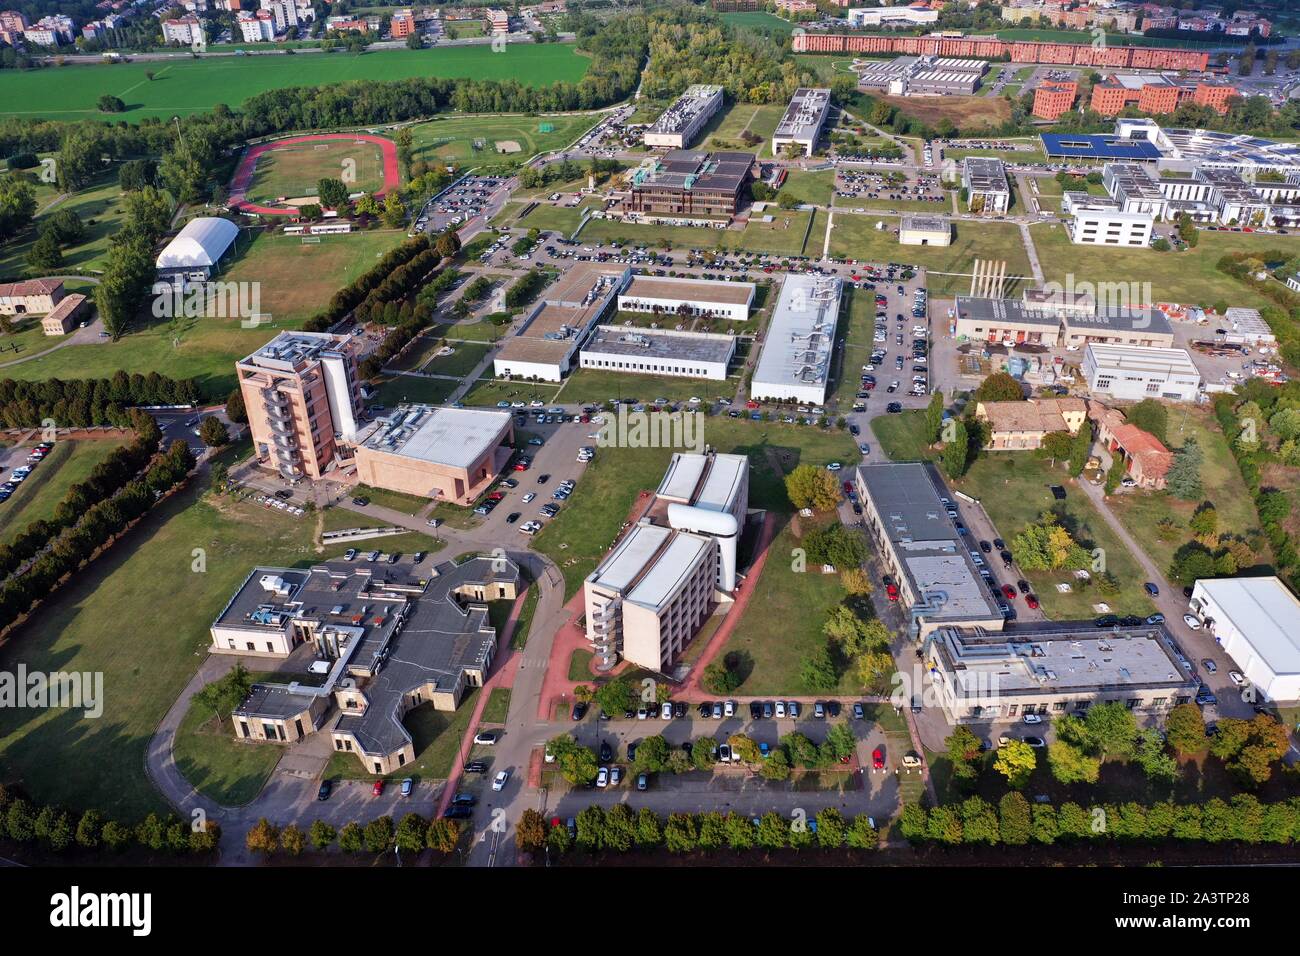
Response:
[155, 217, 239, 288]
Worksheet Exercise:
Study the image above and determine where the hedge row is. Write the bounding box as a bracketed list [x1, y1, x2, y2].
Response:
[899, 792, 1300, 847]
[302, 234, 434, 332]
[0, 372, 200, 429]
[0, 785, 219, 858]
[245, 814, 462, 857]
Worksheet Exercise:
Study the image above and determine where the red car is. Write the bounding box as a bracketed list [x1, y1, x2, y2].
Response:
[843, 481, 854, 494]
[487, 491, 505, 501]
[371, 780, 384, 797]
[885, 583, 899, 602]
[872, 747, 884, 770]
[1026, 594, 1040, 610]
[1001, 584, 1016, 601]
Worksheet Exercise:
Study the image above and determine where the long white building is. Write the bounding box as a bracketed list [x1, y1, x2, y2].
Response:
[749, 274, 841, 406]
[1082, 343, 1201, 402]
[644, 85, 724, 150]
[1189, 576, 1300, 702]
[771, 88, 831, 158]
[616, 274, 754, 324]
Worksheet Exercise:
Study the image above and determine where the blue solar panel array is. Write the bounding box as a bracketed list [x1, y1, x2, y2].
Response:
[1039, 134, 1162, 161]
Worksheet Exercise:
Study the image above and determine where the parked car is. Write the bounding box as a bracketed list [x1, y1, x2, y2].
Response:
[872, 747, 884, 770]
[1022, 713, 1042, 725]
[1023, 737, 1046, 749]
[1228, 670, 1246, 686]
[901, 751, 923, 767]
[1201, 659, 1218, 674]
[492, 769, 510, 792]
[473, 732, 498, 746]
[371, 780, 384, 797]
[317, 779, 333, 801]
[1183, 613, 1203, 630]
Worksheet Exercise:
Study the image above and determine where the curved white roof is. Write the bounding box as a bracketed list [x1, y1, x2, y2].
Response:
[155, 217, 239, 270]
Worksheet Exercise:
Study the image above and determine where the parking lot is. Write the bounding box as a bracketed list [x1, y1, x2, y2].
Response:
[413, 174, 513, 235]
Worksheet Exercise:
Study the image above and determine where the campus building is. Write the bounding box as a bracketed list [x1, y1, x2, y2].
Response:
[899, 214, 951, 246]
[926, 623, 1198, 723]
[1088, 72, 1239, 117]
[1089, 401, 1174, 490]
[1188, 576, 1300, 703]
[846, 5, 938, 28]
[0, 277, 64, 315]
[584, 451, 749, 672]
[855, 463, 1005, 640]
[1032, 78, 1077, 121]
[40, 293, 86, 335]
[623, 150, 755, 223]
[1082, 343, 1202, 402]
[217, 555, 520, 773]
[953, 286, 1174, 349]
[236, 330, 364, 481]
[615, 274, 755, 324]
[961, 157, 1010, 214]
[643, 85, 725, 150]
[492, 262, 629, 381]
[1066, 204, 1155, 247]
[749, 274, 841, 406]
[1085, 156, 1300, 228]
[771, 88, 831, 157]
[354, 405, 514, 506]
[857, 55, 987, 96]
[579, 327, 736, 381]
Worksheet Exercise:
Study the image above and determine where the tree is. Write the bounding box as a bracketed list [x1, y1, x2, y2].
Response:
[1169, 541, 1218, 586]
[1126, 398, 1168, 444]
[363, 816, 394, 853]
[199, 416, 229, 447]
[27, 231, 63, 271]
[633, 735, 671, 774]
[75, 810, 103, 849]
[1189, 503, 1218, 541]
[425, 819, 461, 854]
[1084, 701, 1138, 760]
[784, 463, 840, 511]
[0, 175, 37, 238]
[395, 813, 428, 853]
[280, 823, 306, 856]
[804, 524, 867, 569]
[245, 818, 280, 855]
[945, 726, 984, 790]
[974, 372, 1025, 403]
[549, 734, 599, 785]
[338, 822, 364, 853]
[760, 748, 791, 781]
[516, 809, 547, 854]
[592, 678, 637, 716]
[382, 192, 406, 229]
[924, 390, 945, 443]
[1104, 454, 1127, 495]
[800, 643, 839, 691]
[317, 178, 351, 209]
[701, 658, 741, 694]
[1047, 740, 1100, 784]
[225, 387, 247, 424]
[1135, 728, 1179, 784]
[1166, 437, 1204, 500]
[846, 814, 879, 849]
[942, 418, 969, 479]
[1165, 703, 1206, 757]
[309, 820, 336, 850]
[97, 94, 126, 113]
[998, 792, 1032, 846]
[434, 229, 461, 259]
[993, 739, 1036, 789]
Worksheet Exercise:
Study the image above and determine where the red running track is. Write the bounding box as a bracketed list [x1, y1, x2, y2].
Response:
[227, 133, 401, 217]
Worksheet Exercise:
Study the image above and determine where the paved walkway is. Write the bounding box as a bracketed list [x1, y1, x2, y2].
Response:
[1018, 221, 1045, 285]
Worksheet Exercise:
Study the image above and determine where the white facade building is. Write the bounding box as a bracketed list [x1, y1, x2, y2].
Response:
[643, 85, 724, 150]
[1082, 343, 1201, 402]
[771, 88, 831, 158]
[1068, 205, 1155, 246]
[750, 274, 841, 406]
[616, 274, 754, 324]
[1189, 577, 1300, 702]
[580, 327, 735, 381]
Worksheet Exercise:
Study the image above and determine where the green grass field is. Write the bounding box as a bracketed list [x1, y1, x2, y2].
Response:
[782, 169, 835, 207]
[0, 439, 129, 546]
[579, 210, 818, 258]
[1, 45, 594, 121]
[979, 26, 1225, 49]
[409, 111, 601, 170]
[830, 216, 1032, 295]
[515, 197, 601, 235]
[556, 369, 735, 406]
[370, 373, 459, 407]
[703, 102, 785, 155]
[721, 11, 796, 34]
[243, 138, 388, 204]
[172, 704, 284, 807]
[0, 313, 70, 364]
[0, 176, 129, 280]
[828, 285, 875, 410]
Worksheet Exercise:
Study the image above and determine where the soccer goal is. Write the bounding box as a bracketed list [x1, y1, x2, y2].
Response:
[301, 235, 322, 244]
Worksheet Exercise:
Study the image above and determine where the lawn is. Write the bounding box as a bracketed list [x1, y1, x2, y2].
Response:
[881, 94, 1011, 132]
[481, 688, 512, 725]
[556, 369, 736, 406]
[1, 45, 594, 121]
[409, 110, 601, 170]
[0, 438, 129, 546]
[439, 316, 510, 342]
[461, 376, 562, 408]
[222, 227, 407, 326]
[370, 373, 458, 407]
[324, 690, 482, 782]
[942, 143, 1043, 163]
[533, 417, 857, 599]
[721, 11, 795, 34]
[1030, 225, 1300, 310]
[172, 703, 284, 807]
[1107, 406, 1266, 576]
[351, 483, 431, 516]
[420, 340, 491, 378]
[242, 138, 388, 205]
[782, 169, 836, 207]
[516, 198, 600, 234]
[0, 483, 355, 818]
[870, 409, 935, 462]
[830, 216, 1032, 295]
[0, 313, 71, 365]
[701, 102, 785, 155]
[0, 175, 129, 279]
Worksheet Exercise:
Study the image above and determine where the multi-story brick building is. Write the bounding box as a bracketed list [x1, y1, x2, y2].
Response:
[1032, 78, 1077, 120]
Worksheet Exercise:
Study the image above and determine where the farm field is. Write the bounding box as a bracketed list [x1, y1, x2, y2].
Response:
[242, 138, 388, 205]
[829, 216, 1032, 295]
[881, 94, 1011, 131]
[0, 176, 129, 280]
[408, 112, 601, 170]
[0, 45, 593, 121]
[721, 11, 796, 34]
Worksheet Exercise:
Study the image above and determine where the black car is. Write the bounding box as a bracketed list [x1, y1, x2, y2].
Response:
[750, 701, 762, 720]
[827, 701, 842, 718]
[443, 806, 473, 820]
[849, 424, 860, 436]
[993, 538, 1005, 550]
[681, 741, 693, 755]
[673, 701, 687, 719]
[1120, 615, 1144, 627]
[463, 761, 487, 774]
[571, 701, 588, 720]
[537, 473, 550, 485]
[451, 793, 477, 807]
[599, 741, 613, 762]
[698, 702, 712, 717]
[317, 779, 333, 801]
[979, 540, 992, 554]
[886, 402, 903, 413]
[627, 742, 637, 762]
[351, 496, 370, 507]
[1017, 579, 1031, 594]
[1094, 614, 1120, 627]
[506, 512, 521, 524]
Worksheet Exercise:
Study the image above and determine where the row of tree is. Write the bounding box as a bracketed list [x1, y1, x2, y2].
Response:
[245, 814, 462, 858]
[301, 233, 439, 332]
[0, 372, 201, 429]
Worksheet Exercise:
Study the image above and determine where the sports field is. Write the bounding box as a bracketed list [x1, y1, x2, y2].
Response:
[408, 112, 601, 169]
[0, 44, 593, 121]
[242, 138, 388, 206]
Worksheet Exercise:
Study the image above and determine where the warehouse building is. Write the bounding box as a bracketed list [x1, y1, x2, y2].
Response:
[155, 216, 239, 288]
[899, 214, 951, 246]
[771, 87, 832, 157]
[493, 263, 630, 381]
[580, 326, 735, 380]
[644, 85, 725, 150]
[855, 463, 1004, 640]
[616, 274, 755, 324]
[857, 55, 987, 96]
[1188, 576, 1300, 702]
[1082, 343, 1201, 402]
[354, 405, 514, 506]
[1221, 307, 1275, 346]
[750, 274, 841, 406]
[927, 623, 1198, 723]
[962, 157, 1010, 214]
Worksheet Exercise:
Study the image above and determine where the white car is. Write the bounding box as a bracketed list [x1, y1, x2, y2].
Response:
[1228, 670, 1246, 686]
[596, 766, 609, 788]
[1183, 613, 1203, 630]
[827, 462, 842, 472]
[1022, 713, 1042, 725]
[775, 700, 787, 719]
[522, 492, 536, 503]
[492, 769, 510, 791]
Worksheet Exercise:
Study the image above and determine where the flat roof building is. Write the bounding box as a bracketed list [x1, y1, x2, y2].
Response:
[899, 214, 951, 246]
[617, 274, 755, 324]
[1083, 343, 1201, 402]
[1189, 576, 1300, 703]
[354, 404, 514, 506]
[953, 286, 1172, 349]
[583, 451, 749, 672]
[624, 150, 755, 223]
[1068, 205, 1155, 248]
[579, 326, 736, 381]
[962, 157, 1010, 214]
[644, 85, 725, 150]
[857, 55, 986, 96]
[236, 330, 364, 482]
[928, 623, 1199, 723]
[855, 463, 1004, 640]
[750, 274, 841, 406]
[772, 87, 831, 157]
[217, 555, 521, 774]
[493, 263, 629, 381]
